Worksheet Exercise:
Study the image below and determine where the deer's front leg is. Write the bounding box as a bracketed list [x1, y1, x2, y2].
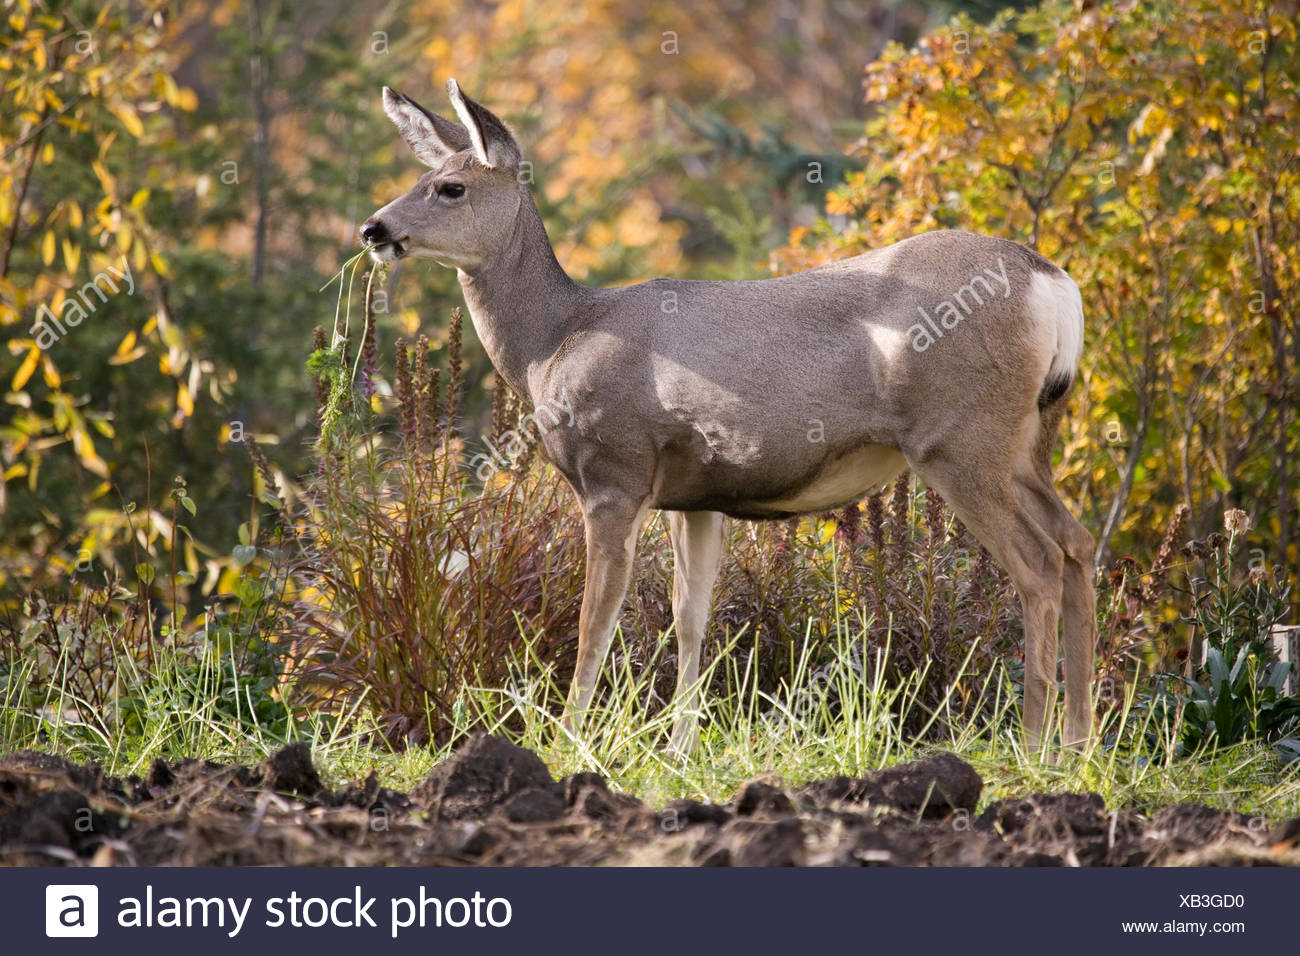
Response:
[561, 497, 648, 734]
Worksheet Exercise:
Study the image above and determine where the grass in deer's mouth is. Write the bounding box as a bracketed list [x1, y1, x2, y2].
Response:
[310, 251, 387, 447]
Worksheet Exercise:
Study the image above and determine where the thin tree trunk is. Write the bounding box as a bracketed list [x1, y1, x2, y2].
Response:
[1, 33, 65, 280]
[248, 0, 272, 289]
[1097, 403, 1150, 570]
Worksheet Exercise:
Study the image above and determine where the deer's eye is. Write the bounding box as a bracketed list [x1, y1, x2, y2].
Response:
[438, 182, 466, 199]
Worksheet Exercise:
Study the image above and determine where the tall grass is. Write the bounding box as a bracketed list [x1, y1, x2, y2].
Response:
[435, 622, 1299, 816]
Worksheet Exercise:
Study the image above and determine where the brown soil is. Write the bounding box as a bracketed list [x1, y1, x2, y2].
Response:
[2, 734, 1298, 866]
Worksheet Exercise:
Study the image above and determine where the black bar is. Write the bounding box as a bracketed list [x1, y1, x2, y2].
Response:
[8, 867, 1292, 953]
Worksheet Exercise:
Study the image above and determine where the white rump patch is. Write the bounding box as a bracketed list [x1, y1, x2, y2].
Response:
[1026, 270, 1084, 387]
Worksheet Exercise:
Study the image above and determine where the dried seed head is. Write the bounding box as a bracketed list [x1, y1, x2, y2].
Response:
[1143, 502, 1190, 603]
[866, 492, 886, 553]
[887, 472, 910, 564]
[924, 487, 945, 546]
[359, 298, 378, 401]
[491, 373, 509, 442]
[1223, 508, 1251, 535]
[414, 334, 432, 450]
[394, 337, 416, 446]
[837, 503, 862, 549]
[246, 435, 282, 506]
[445, 307, 464, 430]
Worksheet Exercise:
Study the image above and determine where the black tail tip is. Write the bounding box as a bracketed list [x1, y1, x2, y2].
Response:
[1037, 373, 1073, 411]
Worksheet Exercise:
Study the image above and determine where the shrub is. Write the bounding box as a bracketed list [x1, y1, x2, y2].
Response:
[1108, 507, 1298, 760]
[290, 288, 591, 746]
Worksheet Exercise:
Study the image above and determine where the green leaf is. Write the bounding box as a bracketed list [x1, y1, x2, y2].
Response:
[233, 544, 257, 567]
[1265, 661, 1290, 693]
[180, 495, 196, 516]
[136, 562, 155, 585]
[238, 577, 263, 607]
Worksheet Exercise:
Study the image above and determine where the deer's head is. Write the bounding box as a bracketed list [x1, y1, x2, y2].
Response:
[362, 80, 524, 270]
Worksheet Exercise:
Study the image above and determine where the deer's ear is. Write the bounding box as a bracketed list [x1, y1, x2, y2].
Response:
[446, 79, 523, 169]
[381, 87, 470, 167]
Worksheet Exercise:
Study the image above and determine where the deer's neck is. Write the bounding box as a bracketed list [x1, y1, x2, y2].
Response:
[456, 193, 587, 403]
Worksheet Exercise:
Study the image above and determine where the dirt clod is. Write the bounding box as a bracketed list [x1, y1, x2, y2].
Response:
[735, 778, 794, 817]
[416, 732, 554, 822]
[261, 743, 323, 796]
[797, 752, 982, 817]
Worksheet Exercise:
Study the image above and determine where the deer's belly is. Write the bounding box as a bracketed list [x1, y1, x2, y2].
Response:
[734, 443, 907, 518]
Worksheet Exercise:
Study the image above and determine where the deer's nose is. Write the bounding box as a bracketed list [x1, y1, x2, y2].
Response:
[360, 219, 388, 244]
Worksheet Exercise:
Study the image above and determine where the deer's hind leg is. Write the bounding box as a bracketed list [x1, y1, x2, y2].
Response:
[908, 445, 1066, 755]
[1014, 466, 1096, 748]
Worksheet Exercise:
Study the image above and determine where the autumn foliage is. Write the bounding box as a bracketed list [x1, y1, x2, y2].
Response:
[776, 0, 1300, 585]
[2, 0, 1297, 744]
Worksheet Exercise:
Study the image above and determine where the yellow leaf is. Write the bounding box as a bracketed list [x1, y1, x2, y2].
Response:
[109, 337, 145, 366]
[109, 101, 144, 138]
[176, 382, 194, 417]
[40, 354, 60, 388]
[71, 428, 108, 476]
[114, 330, 137, 356]
[91, 160, 115, 195]
[11, 347, 38, 390]
[40, 230, 55, 265]
[61, 237, 80, 272]
[176, 88, 198, 112]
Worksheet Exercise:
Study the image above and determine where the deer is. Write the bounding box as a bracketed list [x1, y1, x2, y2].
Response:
[361, 80, 1096, 756]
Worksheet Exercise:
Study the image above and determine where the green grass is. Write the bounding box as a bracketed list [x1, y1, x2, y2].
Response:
[4, 614, 1298, 822]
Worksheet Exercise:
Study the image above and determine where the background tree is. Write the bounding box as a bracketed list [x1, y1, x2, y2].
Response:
[775, 0, 1299, 604]
[2, 0, 927, 605]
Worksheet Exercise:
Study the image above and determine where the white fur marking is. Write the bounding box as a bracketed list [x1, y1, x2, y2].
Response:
[446, 78, 491, 166]
[867, 323, 907, 365]
[1026, 270, 1084, 386]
